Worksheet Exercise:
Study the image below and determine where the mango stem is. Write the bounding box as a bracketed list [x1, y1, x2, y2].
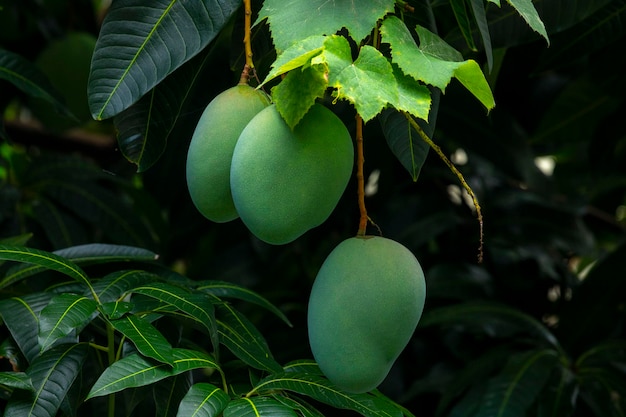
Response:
[356, 114, 368, 236]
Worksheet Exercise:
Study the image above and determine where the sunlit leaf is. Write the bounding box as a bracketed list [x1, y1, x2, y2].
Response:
[272, 65, 328, 128]
[257, 0, 395, 53]
[176, 383, 229, 417]
[38, 294, 98, 352]
[4, 343, 89, 417]
[261, 35, 326, 85]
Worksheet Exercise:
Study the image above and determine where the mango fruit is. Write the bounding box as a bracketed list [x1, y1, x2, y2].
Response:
[307, 236, 426, 393]
[230, 104, 354, 244]
[186, 84, 270, 222]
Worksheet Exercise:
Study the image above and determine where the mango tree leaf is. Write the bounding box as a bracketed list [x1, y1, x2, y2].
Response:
[88, 0, 241, 120]
[38, 294, 98, 353]
[474, 349, 561, 417]
[131, 282, 217, 346]
[251, 373, 402, 417]
[282, 360, 323, 375]
[87, 348, 219, 399]
[271, 65, 328, 128]
[469, 0, 493, 70]
[216, 303, 282, 373]
[113, 43, 216, 172]
[380, 16, 495, 111]
[0, 293, 54, 363]
[0, 48, 71, 116]
[109, 315, 175, 364]
[505, 0, 549, 44]
[379, 110, 429, 182]
[0, 372, 33, 391]
[577, 366, 626, 416]
[224, 396, 298, 417]
[450, 0, 478, 51]
[0, 245, 95, 296]
[535, 366, 577, 417]
[271, 395, 326, 417]
[257, 0, 395, 53]
[176, 383, 229, 417]
[419, 301, 563, 352]
[197, 280, 292, 327]
[93, 270, 159, 303]
[3, 343, 89, 417]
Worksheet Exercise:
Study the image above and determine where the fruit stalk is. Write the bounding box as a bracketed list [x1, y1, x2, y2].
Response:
[242, 0, 254, 82]
[356, 113, 368, 236]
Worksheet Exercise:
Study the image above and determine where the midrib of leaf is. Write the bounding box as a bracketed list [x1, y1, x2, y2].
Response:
[244, 397, 261, 417]
[497, 349, 555, 417]
[126, 316, 170, 363]
[40, 296, 89, 349]
[96, 0, 178, 120]
[90, 362, 166, 397]
[28, 344, 84, 417]
[12, 297, 38, 321]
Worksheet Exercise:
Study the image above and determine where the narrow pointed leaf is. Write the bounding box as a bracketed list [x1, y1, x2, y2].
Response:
[110, 315, 175, 364]
[38, 294, 98, 353]
[475, 349, 560, 417]
[469, 0, 493, 70]
[93, 270, 159, 303]
[0, 48, 71, 115]
[0, 293, 55, 363]
[197, 280, 292, 327]
[252, 373, 402, 417]
[0, 245, 94, 294]
[216, 303, 282, 373]
[224, 396, 298, 417]
[419, 301, 562, 352]
[282, 360, 323, 375]
[0, 372, 33, 391]
[88, 0, 241, 120]
[176, 383, 230, 417]
[506, 0, 549, 44]
[450, 0, 478, 51]
[271, 395, 326, 417]
[132, 282, 217, 342]
[4, 343, 89, 417]
[87, 349, 219, 399]
[257, 0, 395, 53]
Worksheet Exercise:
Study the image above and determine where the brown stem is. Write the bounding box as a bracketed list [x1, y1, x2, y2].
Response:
[356, 114, 368, 236]
[243, 0, 254, 70]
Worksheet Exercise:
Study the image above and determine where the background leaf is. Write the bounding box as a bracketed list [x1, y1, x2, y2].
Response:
[88, 0, 241, 120]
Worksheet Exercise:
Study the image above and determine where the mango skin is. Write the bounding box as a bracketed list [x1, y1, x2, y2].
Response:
[186, 85, 270, 222]
[230, 104, 354, 244]
[307, 236, 426, 393]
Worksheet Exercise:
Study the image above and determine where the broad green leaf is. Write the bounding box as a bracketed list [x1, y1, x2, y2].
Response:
[216, 303, 282, 373]
[176, 383, 229, 417]
[132, 282, 217, 345]
[506, 0, 549, 44]
[380, 16, 495, 110]
[271, 395, 326, 417]
[419, 301, 563, 352]
[87, 349, 219, 399]
[475, 349, 560, 417]
[0, 372, 33, 391]
[93, 270, 159, 303]
[4, 343, 89, 417]
[252, 373, 402, 417]
[197, 280, 292, 327]
[38, 294, 98, 353]
[272, 65, 328, 128]
[0, 48, 71, 116]
[316, 39, 397, 122]
[391, 65, 431, 121]
[109, 315, 175, 364]
[261, 35, 327, 85]
[114, 42, 216, 172]
[379, 110, 430, 182]
[0, 245, 94, 294]
[0, 293, 54, 363]
[88, 0, 241, 120]
[224, 396, 298, 417]
[450, 0, 478, 51]
[257, 0, 395, 53]
[154, 373, 192, 417]
[469, 0, 494, 70]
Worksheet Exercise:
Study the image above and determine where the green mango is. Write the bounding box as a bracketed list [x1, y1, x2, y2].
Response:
[186, 84, 270, 223]
[307, 236, 426, 393]
[230, 104, 354, 244]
